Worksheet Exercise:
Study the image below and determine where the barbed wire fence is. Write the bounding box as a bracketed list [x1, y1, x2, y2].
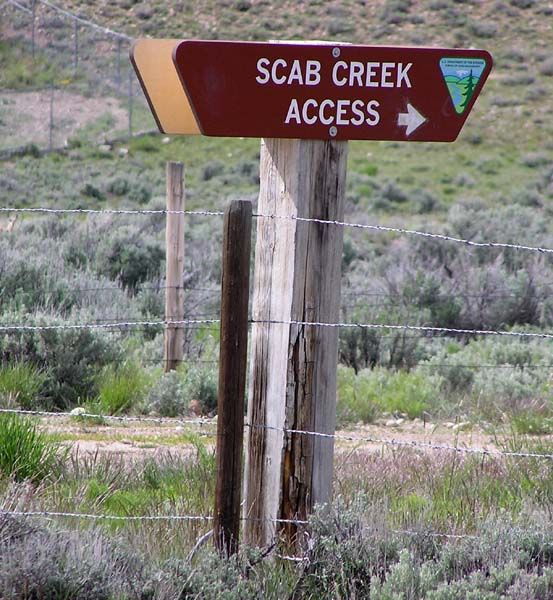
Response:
[2, 206, 553, 549]
[0, 0, 155, 155]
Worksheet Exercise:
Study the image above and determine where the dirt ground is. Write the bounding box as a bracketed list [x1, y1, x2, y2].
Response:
[38, 416, 517, 462]
[0, 89, 128, 149]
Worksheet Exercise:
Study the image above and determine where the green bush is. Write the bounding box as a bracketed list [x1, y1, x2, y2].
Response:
[337, 365, 379, 425]
[0, 311, 121, 409]
[0, 413, 62, 482]
[146, 369, 186, 417]
[200, 160, 225, 181]
[0, 362, 47, 410]
[183, 364, 218, 414]
[337, 366, 432, 423]
[145, 364, 218, 416]
[97, 361, 150, 415]
[0, 258, 77, 314]
[95, 234, 164, 293]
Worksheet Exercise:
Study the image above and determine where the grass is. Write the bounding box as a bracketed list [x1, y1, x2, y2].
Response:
[0, 362, 46, 410]
[96, 361, 150, 415]
[0, 413, 63, 482]
[3, 433, 553, 597]
[337, 366, 433, 423]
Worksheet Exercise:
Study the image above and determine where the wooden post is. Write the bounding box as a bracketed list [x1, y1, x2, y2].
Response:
[73, 20, 79, 75]
[164, 162, 185, 372]
[48, 83, 54, 151]
[116, 38, 122, 90]
[31, 0, 36, 60]
[214, 200, 252, 556]
[128, 70, 133, 137]
[244, 138, 348, 549]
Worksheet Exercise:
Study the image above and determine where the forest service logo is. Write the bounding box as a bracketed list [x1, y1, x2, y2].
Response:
[439, 57, 487, 114]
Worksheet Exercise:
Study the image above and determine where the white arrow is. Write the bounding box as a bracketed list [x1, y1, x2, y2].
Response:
[397, 103, 427, 136]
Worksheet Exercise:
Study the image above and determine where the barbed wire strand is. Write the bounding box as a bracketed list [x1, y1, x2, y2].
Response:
[0, 207, 223, 216]
[248, 423, 553, 460]
[4, 317, 553, 340]
[254, 213, 553, 255]
[0, 407, 216, 427]
[2, 206, 553, 256]
[3, 0, 32, 14]
[0, 509, 478, 539]
[1, 407, 552, 461]
[253, 318, 553, 340]
[0, 318, 218, 332]
[0, 509, 305, 526]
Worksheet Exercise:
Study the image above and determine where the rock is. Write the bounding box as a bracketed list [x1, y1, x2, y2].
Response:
[385, 418, 404, 428]
[70, 407, 86, 416]
[162, 137, 171, 144]
[118, 147, 129, 157]
[452, 421, 471, 432]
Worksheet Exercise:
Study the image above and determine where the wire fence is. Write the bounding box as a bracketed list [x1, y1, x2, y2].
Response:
[2, 205, 553, 256]
[0, 406, 551, 461]
[2, 199, 553, 548]
[0, 508, 483, 544]
[0, 0, 154, 154]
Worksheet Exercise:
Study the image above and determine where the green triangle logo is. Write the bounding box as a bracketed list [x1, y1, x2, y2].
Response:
[439, 57, 487, 114]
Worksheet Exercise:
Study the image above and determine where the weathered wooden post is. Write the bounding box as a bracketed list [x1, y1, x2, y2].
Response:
[214, 200, 252, 556]
[31, 0, 36, 60]
[131, 38, 493, 552]
[244, 138, 348, 548]
[164, 161, 185, 372]
[73, 20, 79, 75]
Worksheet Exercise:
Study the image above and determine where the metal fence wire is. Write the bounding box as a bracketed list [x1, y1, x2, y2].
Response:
[0, 0, 155, 153]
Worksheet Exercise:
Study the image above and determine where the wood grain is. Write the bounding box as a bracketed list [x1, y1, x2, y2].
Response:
[244, 138, 348, 548]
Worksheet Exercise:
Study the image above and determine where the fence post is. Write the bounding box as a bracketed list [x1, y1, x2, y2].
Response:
[48, 83, 54, 151]
[128, 70, 133, 137]
[73, 20, 78, 74]
[164, 162, 185, 373]
[31, 0, 36, 60]
[116, 38, 122, 90]
[214, 199, 252, 556]
[244, 138, 348, 550]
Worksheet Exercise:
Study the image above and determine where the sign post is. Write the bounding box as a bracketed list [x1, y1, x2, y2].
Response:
[131, 39, 492, 550]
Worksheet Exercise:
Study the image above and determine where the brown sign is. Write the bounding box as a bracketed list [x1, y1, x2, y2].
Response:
[173, 41, 492, 142]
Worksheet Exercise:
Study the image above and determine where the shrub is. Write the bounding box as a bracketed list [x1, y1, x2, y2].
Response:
[81, 182, 105, 201]
[0, 520, 151, 599]
[200, 160, 225, 181]
[0, 413, 62, 482]
[0, 257, 77, 314]
[539, 58, 553, 76]
[97, 361, 150, 415]
[0, 362, 47, 410]
[510, 0, 535, 7]
[293, 501, 553, 599]
[337, 366, 432, 422]
[469, 20, 498, 37]
[146, 369, 186, 417]
[182, 364, 218, 414]
[95, 234, 164, 293]
[0, 311, 121, 409]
